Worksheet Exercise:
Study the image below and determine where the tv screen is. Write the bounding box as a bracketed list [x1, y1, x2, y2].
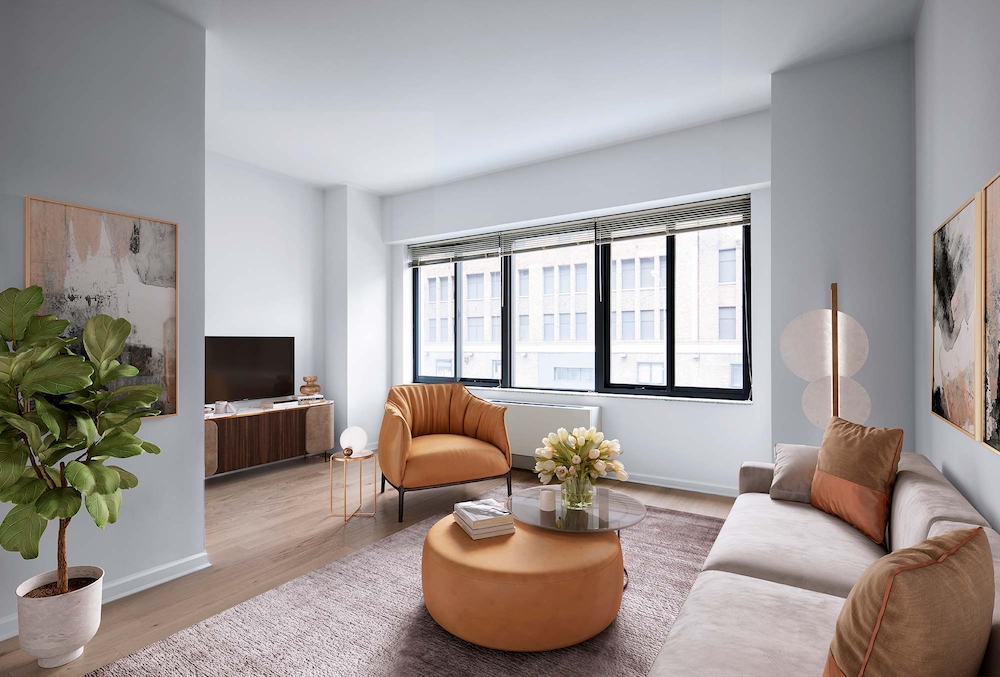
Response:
[205, 336, 295, 403]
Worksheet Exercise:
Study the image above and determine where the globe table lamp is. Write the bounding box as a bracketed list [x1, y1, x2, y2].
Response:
[340, 426, 367, 458]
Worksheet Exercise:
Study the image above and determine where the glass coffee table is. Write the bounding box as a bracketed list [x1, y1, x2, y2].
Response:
[505, 485, 646, 588]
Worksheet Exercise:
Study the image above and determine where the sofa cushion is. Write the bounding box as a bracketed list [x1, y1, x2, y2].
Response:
[649, 570, 843, 677]
[824, 527, 993, 677]
[703, 493, 886, 597]
[890, 453, 989, 551]
[810, 417, 904, 544]
[401, 434, 509, 488]
[929, 520, 1000, 677]
[770, 443, 819, 502]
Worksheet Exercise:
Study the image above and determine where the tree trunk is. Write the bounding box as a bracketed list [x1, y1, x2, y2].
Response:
[56, 518, 69, 595]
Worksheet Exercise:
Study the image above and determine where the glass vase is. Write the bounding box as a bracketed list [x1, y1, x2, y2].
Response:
[561, 476, 594, 510]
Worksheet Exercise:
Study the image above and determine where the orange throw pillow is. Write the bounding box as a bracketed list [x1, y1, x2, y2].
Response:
[823, 527, 994, 677]
[810, 417, 904, 543]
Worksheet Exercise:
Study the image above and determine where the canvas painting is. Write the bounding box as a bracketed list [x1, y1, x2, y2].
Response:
[26, 197, 177, 415]
[932, 197, 978, 437]
[985, 176, 1000, 452]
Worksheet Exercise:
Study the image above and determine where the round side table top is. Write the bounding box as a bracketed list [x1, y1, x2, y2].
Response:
[330, 449, 374, 462]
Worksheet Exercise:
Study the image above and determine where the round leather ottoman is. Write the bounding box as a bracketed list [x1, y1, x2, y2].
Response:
[421, 514, 624, 651]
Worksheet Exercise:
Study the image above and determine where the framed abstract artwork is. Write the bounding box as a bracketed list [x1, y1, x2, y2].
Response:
[932, 194, 981, 438]
[983, 173, 1000, 454]
[25, 196, 178, 416]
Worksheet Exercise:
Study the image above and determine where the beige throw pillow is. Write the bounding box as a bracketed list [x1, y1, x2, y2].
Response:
[769, 444, 819, 503]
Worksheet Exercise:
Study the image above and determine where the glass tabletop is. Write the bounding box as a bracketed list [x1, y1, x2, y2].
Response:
[505, 485, 646, 533]
[331, 449, 374, 461]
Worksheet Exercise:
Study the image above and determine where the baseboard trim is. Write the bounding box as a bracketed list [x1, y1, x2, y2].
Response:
[617, 472, 738, 498]
[0, 551, 211, 642]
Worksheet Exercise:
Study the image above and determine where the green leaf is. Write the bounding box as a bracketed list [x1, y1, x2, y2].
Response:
[20, 315, 70, 348]
[97, 411, 148, 436]
[0, 439, 29, 492]
[0, 503, 47, 559]
[37, 437, 88, 465]
[20, 355, 94, 395]
[33, 397, 67, 441]
[0, 287, 44, 343]
[65, 460, 120, 495]
[91, 430, 143, 459]
[85, 489, 121, 529]
[83, 315, 131, 368]
[0, 412, 42, 452]
[108, 466, 138, 490]
[0, 355, 10, 384]
[97, 360, 139, 387]
[34, 487, 82, 520]
[9, 348, 39, 382]
[141, 440, 161, 455]
[71, 411, 98, 447]
[0, 471, 46, 505]
[105, 384, 162, 413]
[32, 337, 77, 364]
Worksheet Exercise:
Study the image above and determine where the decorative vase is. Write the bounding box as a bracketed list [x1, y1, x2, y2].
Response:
[561, 476, 594, 510]
[16, 566, 104, 668]
[300, 376, 321, 396]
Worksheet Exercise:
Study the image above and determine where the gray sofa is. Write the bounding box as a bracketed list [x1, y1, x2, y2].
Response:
[649, 452, 1000, 676]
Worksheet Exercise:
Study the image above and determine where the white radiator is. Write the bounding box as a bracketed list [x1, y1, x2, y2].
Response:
[488, 400, 601, 470]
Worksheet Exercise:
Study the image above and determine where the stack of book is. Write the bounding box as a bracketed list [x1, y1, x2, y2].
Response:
[454, 499, 515, 540]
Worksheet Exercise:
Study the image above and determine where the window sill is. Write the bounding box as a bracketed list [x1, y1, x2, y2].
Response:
[466, 385, 753, 405]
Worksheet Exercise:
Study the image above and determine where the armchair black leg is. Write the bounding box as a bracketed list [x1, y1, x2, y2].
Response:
[398, 489, 405, 523]
[381, 475, 386, 494]
[506, 471, 512, 496]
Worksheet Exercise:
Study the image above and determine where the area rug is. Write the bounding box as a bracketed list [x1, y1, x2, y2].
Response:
[89, 486, 723, 677]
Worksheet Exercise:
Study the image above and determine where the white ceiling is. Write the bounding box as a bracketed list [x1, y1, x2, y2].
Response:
[156, 0, 922, 195]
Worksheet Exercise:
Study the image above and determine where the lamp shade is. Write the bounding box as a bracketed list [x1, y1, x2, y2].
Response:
[340, 426, 367, 452]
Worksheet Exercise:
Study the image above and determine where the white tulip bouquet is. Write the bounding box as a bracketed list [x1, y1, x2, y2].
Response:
[533, 427, 627, 508]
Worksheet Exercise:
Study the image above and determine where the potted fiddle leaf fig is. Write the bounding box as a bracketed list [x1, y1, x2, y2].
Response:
[0, 286, 162, 668]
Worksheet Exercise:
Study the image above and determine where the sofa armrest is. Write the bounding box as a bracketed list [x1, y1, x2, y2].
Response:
[377, 403, 412, 487]
[739, 462, 775, 495]
[464, 396, 511, 467]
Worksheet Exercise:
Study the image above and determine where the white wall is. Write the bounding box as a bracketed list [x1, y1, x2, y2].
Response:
[0, 0, 207, 639]
[325, 187, 390, 446]
[771, 42, 916, 451]
[205, 152, 326, 394]
[387, 114, 772, 496]
[915, 0, 1000, 526]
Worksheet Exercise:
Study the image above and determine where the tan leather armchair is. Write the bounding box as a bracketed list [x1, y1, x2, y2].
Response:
[378, 383, 511, 521]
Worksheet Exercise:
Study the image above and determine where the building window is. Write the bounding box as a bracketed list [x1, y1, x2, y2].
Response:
[559, 265, 571, 294]
[440, 317, 450, 339]
[428, 318, 437, 342]
[575, 313, 587, 341]
[439, 277, 450, 302]
[611, 311, 617, 340]
[659, 309, 666, 338]
[467, 273, 484, 300]
[719, 306, 737, 340]
[730, 363, 743, 388]
[659, 256, 667, 288]
[467, 316, 484, 342]
[493, 360, 502, 379]
[543, 314, 554, 341]
[415, 263, 454, 379]
[575, 263, 587, 292]
[611, 260, 617, 290]
[640, 310, 654, 340]
[554, 367, 594, 383]
[559, 313, 570, 339]
[719, 248, 737, 283]
[491, 315, 501, 342]
[621, 311, 635, 340]
[640, 257, 654, 288]
[435, 358, 453, 377]
[543, 266, 554, 295]
[518, 269, 530, 297]
[491, 271, 501, 298]
[621, 259, 635, 290]
[637, 362, 665, 385]
[428, 278, 437, 303]
[519, 314, 529, 341]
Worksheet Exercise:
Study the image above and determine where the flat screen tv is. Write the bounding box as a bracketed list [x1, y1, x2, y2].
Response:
[205, 336, 295, 403]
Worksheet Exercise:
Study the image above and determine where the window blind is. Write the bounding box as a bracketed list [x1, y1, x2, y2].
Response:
[499, 218, 595, 256]
[405, 232, 501, 267]
[595, 194, 751, 244]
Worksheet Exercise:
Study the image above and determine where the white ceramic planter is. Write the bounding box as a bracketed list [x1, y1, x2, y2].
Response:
[15, 566, 104, 668]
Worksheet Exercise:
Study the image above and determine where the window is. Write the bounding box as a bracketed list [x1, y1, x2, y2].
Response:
[543, 267, 554, 295]
[621, 259, 635, 290]
[467, 316, 484, 342]
[640, 309, 654, 340]
[411, 194, 750, 399]
[637, 362, 665, 385]
[719, 248, 737, 283]
[719, 307, 737, 340]
[640, 257, 654, 288]
[467, 273, 484, 300]
[621, 311, 635, 340]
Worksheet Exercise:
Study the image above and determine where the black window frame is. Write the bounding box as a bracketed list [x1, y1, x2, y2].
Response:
[411, 222, 751, 402]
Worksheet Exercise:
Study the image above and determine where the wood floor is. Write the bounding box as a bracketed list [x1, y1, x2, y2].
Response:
[0, 456, 733, 677]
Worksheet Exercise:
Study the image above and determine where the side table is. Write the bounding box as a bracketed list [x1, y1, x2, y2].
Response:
[329, 449, 377, 521]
